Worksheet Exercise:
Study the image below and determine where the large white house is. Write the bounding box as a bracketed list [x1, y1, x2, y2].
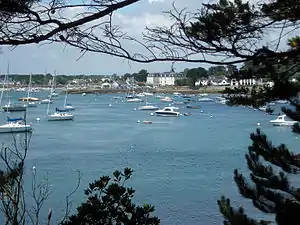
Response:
[146, 72, 185, 86]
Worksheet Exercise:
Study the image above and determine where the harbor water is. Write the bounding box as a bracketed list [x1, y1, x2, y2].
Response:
[0, 91, 299, 224]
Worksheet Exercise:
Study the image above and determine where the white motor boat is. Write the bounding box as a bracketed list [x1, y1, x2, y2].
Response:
[47, 112, 74, 121]
[160, 96, 173, 102]
[40, 99, 53, 104]
[0, 119, 32, 133]
[143, 92, 154, 96]
[269, 114, 297, 126]
[138, 105, 159, 110]
[155, 106, 180, 116]
[26, 102, 38, 107]
[127, 98, 143, 103]
[136, 93, 145, 97]
[198, 97, 213, 102]
[64, 104, 75, 111]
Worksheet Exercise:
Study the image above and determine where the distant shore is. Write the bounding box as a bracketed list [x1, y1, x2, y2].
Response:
[61, 86, 226, 95]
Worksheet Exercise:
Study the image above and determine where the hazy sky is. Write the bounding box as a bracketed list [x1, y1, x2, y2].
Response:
[0, 0, 202, 75]
[0, 0, 285, 75]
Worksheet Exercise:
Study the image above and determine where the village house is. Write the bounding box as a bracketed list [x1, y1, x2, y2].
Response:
[230, 78, 263, 86]
[146, 72, 185, 86]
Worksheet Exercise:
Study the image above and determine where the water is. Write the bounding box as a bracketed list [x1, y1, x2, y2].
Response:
[0, 91, 299, 224]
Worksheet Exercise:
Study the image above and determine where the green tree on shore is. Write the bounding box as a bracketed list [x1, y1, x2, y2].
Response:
[186, 67, 208, 87]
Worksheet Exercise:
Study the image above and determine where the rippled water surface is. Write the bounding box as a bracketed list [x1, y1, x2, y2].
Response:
[0, 91, 298, 224]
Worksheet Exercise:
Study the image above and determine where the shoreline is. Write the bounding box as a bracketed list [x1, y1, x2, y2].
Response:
[61, 86, 226, 95]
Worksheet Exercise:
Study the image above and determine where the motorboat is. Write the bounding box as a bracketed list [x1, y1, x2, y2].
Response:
[50, 92, 59, 97]
[26, 102, 38, 107]
[63, 104, 75, 111]
[198, 97, 213, 102]
[40, 99, 53, 104]
[269, 114, 297, 126]
[136, 93, 145, 97]
[47, 112, 74, 121]
[0, 118, 32, 133]
[215, 96, 227, 104]
[143, 92, 154, 96]
[186, 104, 201, 109]
[155, 106, 180, 116]
[138, 105, 159, 110]
[127, 98, 143, 103]
[160, 96, 173, 102]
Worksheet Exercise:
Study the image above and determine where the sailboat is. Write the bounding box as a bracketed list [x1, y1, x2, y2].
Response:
[0, 75, 32, 133]
[56, 85, 75, 111]
[138, 95, 158, 110]
[0, 117, 33, 133]
[1, 65, 27, 112]
[24, 73, 38, 107]
[46, 73, 74, 121]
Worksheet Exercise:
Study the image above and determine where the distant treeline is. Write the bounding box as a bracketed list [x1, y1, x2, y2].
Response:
[0, 74, 109, 86]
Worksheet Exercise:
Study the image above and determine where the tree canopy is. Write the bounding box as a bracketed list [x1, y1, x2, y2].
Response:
[186, 67, 208, 86]
[62, 168, 160, 225]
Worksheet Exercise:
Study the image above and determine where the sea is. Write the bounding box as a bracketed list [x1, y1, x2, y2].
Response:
[0, 91, 299, 225]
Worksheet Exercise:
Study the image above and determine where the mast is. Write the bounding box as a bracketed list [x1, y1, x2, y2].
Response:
[46, 72, 55, 115]
[0, 69, 7, 108]
[27, 73, 32, 100]
[63, 84, 68, 107]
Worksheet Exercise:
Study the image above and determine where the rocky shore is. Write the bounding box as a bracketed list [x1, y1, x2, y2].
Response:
[61, 86, 226, 95]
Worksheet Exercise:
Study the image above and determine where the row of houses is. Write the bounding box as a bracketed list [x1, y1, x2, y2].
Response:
[146, 72, 269, 87]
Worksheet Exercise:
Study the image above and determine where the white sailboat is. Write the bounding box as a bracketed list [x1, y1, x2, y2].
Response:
[0, 117, 32, 133]
[24, 73, 38, 107]
[1, 65, 26, 112]
[0, 74, 32, 133]
[63, 85, 75, 110]
[138, 95, 158, 110]
[46, 73, 74, 121]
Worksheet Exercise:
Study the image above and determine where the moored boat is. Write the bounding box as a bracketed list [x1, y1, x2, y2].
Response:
[269, 114, 297, 126]
[155, 106, 180, 116]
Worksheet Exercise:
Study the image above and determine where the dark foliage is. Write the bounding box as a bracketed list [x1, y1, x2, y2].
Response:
[62, 168, 160, 225]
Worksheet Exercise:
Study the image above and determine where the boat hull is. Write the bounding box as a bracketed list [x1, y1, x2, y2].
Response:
[2, 106, 27, 112]
[0, 125, 32, 133]
[47, 114, 74, 121]
[138, 106, 159, 110]
[270, 121, 297, 126]
[155, 112, 180, 117]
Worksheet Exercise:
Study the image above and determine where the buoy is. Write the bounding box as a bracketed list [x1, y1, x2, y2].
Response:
[134, 108, 137, 111]
[36, 117, 40, 121]
[200, 110, 203, 113]
[150, 113, 154, 116]
[109, 104, 112, 107]
[257, 122, 261, 126]
[137, 120, 140, 123]
[210, 115, 213, 118]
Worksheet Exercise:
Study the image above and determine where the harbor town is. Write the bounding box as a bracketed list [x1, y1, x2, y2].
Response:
[0, 0, 299, 225]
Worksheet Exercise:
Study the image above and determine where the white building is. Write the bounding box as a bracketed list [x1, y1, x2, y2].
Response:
[146, 72, 185, 86]
[230, 78, 263, 86]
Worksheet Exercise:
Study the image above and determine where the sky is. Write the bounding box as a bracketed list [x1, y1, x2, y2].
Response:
[0, 0, 287, 75]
